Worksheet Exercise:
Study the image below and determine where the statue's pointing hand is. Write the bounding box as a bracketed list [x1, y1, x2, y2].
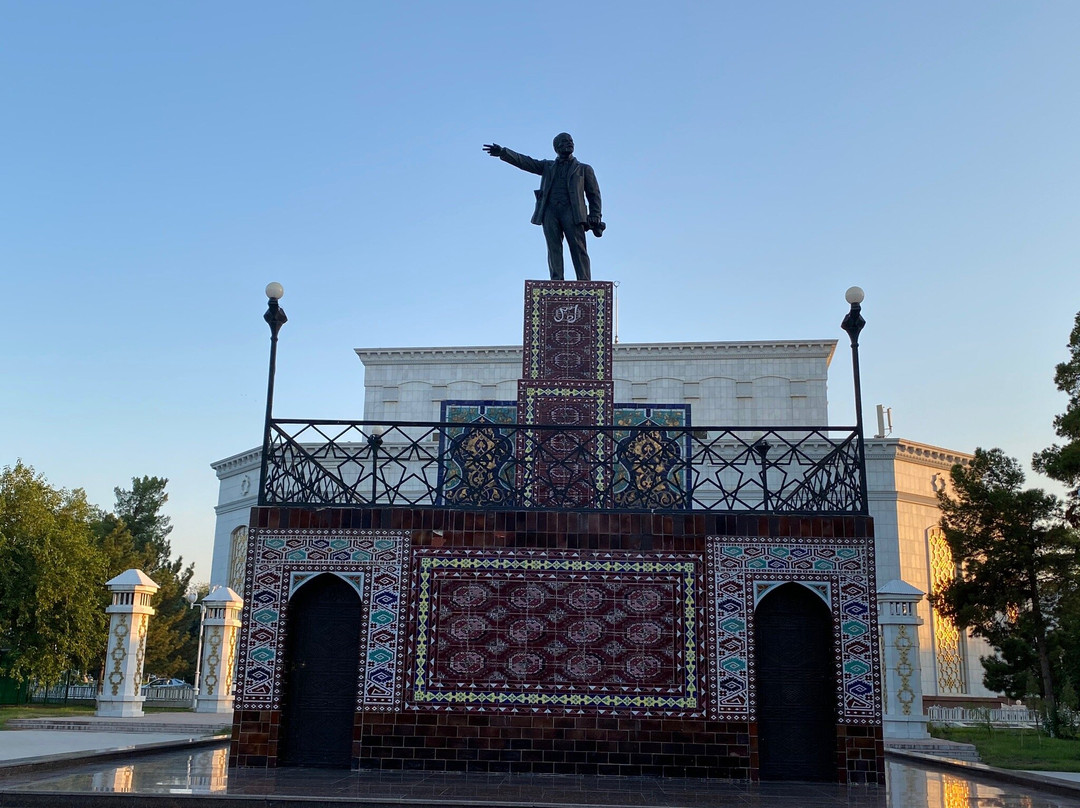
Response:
[483, 143, 503, 158]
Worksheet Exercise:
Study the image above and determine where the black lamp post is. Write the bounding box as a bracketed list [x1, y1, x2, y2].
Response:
[367, 427, 384, 505]
[259, 283, 287, 505]
[752, 437, 772, 511]
[840, 286, 869, 513]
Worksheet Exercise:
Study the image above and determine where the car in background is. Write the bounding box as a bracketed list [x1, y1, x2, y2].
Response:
[140, 677, 189, 693]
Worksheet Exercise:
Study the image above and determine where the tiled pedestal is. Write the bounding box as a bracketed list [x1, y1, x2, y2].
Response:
[517, 282, 615, 508]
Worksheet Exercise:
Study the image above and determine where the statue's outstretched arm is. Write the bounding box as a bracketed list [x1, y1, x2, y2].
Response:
[483, 144, 545, 176]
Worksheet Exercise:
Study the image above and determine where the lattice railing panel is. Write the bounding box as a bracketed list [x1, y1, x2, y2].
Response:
[261, 420, 866, 514]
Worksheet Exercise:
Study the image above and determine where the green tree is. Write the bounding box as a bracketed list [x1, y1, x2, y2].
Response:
[114, 476, 173, 570]
[144, 557, 198, 680]
[87, 510, 154, 678]
[932, 448, 1080, 735]
[1053, 577, 1080, 713]
[110, 477, 198, 681]
[1034, 311, 1080, 525]
[0, 462, 106, 684]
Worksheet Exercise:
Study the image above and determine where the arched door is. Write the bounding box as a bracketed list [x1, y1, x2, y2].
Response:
[281, 574, 363, 767]
[754, 582, 836, 781]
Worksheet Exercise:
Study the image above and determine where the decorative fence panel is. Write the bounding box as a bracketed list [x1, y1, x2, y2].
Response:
[926, 705, 1039, 725]
[261, 420, 867, 514]
[28, 682, 195, 708]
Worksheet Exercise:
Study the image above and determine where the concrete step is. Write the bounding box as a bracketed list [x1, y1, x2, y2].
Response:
[7, 718, 229, 735]
[886, 738, 980, 762]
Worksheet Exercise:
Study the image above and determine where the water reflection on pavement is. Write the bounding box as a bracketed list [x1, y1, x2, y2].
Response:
[2, 743, 1079, 807]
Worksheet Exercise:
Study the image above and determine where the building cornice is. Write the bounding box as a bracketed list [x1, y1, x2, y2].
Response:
[865, 438, 972, 470]
[211, 447, 262, 476]
[356, 340, 838, 366]
[615, 341, 836, 362]
[356, 346, 522, 365]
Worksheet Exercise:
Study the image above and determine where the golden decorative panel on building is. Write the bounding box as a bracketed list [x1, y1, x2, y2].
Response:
[229, 526, 248, 597]
[928, 527, 965, 694]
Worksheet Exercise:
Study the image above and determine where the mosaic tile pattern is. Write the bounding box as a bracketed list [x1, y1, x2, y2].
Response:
[441, 403, 519, 510]
[517, 383, 614, 508]
[705, 537, 880, 724]
[441, 401, 518, 425]
[613, 405, 690, 429]
[438, 401, 691, 509]
[408, 549, 702, 715]
[438, 402, 518, 508]
[522, 281, 613, 382]
[612, 405, 691, 510]
[442, 402, 689, 427]
[234, 529, 409, 712]
[518, 382, 613, 425]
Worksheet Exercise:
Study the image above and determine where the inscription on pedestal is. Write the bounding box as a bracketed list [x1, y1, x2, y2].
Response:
[522, 281, 613, 382]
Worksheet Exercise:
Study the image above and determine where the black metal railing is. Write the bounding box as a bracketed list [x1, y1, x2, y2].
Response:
[260, 419, 868, 514]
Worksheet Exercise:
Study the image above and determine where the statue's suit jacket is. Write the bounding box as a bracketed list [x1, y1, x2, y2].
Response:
[499, 149, 602, 226]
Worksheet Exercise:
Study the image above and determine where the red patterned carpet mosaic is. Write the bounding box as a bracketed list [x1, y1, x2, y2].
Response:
[522, 280, 612, 381]
[409, 550, 700, 714]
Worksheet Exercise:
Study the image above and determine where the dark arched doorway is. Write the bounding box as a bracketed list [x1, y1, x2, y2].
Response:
[754, 582, 836, 781]
[281, 574, 363, 767]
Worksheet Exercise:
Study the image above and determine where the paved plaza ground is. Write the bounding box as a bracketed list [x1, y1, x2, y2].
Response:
[0, 713, 1078, 806]
[0, 742, 1079, 807]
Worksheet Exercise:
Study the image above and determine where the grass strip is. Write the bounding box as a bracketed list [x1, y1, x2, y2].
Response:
[931, 725, 1080, 771]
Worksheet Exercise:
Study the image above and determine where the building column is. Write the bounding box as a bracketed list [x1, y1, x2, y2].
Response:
[195, 586, 244, 714]
[97, 569, 159, 718]
[877, 579, 929, 739]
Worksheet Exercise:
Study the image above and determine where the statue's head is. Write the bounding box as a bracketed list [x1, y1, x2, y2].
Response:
[553, 132, 575, 157]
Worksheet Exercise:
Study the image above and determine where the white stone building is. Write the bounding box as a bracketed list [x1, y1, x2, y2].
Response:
[209, 339, 998, 704]
[866, 439, 997, 703]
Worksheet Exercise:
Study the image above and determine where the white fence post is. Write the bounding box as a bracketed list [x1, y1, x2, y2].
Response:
[97, 569, 159, 718]
[195, 587, 244, 714]
[877, 579, 929, 739]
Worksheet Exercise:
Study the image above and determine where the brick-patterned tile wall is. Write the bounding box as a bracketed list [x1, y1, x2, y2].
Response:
[249, 507, 874, 549]
[352, 713, 754, 778]
[838, 725, 885, 785]
[230, 710, 280, 768]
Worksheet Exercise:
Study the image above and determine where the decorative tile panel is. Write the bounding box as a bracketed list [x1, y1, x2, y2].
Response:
[229, 526, 248, 598]
[706, 537, 880, 724]
[522, 280, 613, 382]
[612, 405, 691, 510]
[438, 401, 518, 508]
[517, 383, 614, 508]
[518, 382, 613, 425]
[234, 528, 409, 712]
[613, 405, 690, 429]
[437, 402, 691, 510]
[442, 401, 518, 425]
[927, 526, 966, 694]
[408, 549, 702, 715]
[442, 401, 688, 428]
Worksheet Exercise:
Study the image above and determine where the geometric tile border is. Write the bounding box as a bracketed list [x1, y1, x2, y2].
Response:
[407, 549, 703, 716]
[234, 528, 409, 712]
[706, 537, 880, 724]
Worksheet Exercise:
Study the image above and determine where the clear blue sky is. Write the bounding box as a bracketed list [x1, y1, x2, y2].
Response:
[3, 2, 1078, 583]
